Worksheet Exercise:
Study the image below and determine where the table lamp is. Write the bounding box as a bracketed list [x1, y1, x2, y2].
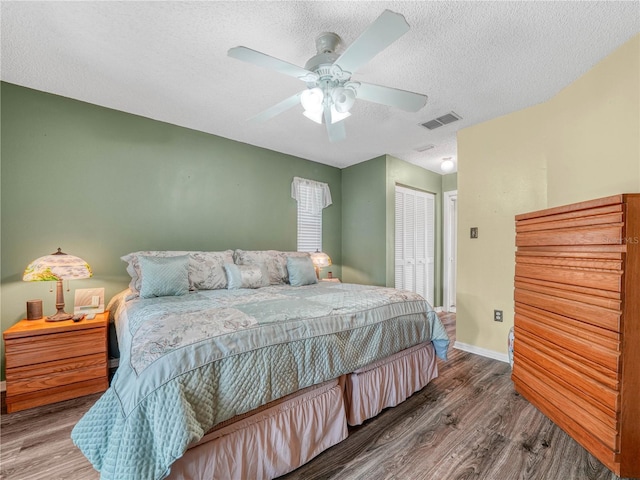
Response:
[23, 248, 92, 321]
[310, 250, 332, 279]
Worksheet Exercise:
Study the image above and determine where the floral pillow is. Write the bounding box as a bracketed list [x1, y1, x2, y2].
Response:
[189, 251, 234, 290]
[223, 263, 270, 290]
[122, 250, 234, 295]
[233, 250, 310, 285]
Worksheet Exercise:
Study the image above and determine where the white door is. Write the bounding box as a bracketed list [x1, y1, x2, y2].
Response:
[443, 191, 457, 312]
[395, 186, 435, 305]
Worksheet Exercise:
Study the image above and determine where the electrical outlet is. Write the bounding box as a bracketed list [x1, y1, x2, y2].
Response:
[494, 310, 503, 322]
[470, 227, 478, 239]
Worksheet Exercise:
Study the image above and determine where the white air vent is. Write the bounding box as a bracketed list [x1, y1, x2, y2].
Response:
[421, 111, 462, 130]
[415, 144, 435, 152]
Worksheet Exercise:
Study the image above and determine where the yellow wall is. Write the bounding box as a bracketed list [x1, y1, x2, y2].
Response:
[545, 35, 640, 206]
[456, 34, 640, 356]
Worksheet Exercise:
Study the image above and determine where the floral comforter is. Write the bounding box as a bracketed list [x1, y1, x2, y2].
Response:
[72, 282, 449, 480]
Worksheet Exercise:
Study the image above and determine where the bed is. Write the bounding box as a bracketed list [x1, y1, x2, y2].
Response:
[71, 250, 449, 480]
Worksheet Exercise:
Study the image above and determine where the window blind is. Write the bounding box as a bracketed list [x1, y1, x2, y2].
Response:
[291, 177, 331, 252]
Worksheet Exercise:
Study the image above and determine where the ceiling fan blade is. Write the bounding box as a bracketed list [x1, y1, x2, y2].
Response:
[334, 10, 410, 75]
[248, 93, 301, 123]
[228, 46, 314, 80]
[324, 108, 347, 143]
[357, 82, 427, 112]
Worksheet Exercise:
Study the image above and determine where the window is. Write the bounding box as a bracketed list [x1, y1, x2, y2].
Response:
[291, 177, 332, 252]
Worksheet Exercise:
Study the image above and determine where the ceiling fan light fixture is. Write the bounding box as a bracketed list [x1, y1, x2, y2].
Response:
[228, 10, 428, 142]
[300, 87, 324, 113]
[330, 105, 351, 124]
[303, 109, 324, 124]
[331, 87, 356, 113]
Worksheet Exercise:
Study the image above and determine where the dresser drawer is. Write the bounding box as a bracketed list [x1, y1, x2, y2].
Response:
[516, 223, 624, 247]
[6, 352, 107, 396]
[5, 328, 106, 368]
[513, 360, 620, 454]
[514, 321, 620, 390]
[515, 203, 623, 229]
[515, 306, 620, 373]
[515, 287, 621, 332]
[515, 198, 625, 247]
[515, 328, 620, 415]
[515, 253, 624, 272]
[515, 263, 623, 293]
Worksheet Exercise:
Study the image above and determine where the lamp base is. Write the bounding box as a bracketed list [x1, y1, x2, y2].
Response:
[46, 311, 73, 322]
[46, 279, 73, 321]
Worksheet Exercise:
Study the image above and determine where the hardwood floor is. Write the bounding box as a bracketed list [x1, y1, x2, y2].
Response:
[0, 313, 628, 479]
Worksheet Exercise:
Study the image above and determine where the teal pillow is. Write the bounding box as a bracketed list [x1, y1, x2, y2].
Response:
[287, 256, 318, 287]
[138, 255, 190, 298]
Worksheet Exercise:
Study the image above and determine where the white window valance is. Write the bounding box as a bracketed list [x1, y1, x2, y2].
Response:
[291, 177, 332, 215]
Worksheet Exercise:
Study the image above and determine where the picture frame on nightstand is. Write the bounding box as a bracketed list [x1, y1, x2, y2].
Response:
[74, 287, 105, 315]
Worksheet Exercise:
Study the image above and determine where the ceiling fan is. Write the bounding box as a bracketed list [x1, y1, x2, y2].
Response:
[228, 10, 428, 142]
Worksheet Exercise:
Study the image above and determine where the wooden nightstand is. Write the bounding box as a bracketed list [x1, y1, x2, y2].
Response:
[3, 312, 109, 413]
[321, 278, 341, 283]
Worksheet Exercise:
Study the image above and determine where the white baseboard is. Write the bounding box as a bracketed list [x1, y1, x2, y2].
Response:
[454, 341, 510, 364]
[1, 380, 5, 393]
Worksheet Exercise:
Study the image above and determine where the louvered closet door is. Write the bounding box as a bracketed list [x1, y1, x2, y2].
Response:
[395, 186, 435, 305]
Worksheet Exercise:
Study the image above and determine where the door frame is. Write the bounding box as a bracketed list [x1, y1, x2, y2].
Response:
[443, 190, 458, 313]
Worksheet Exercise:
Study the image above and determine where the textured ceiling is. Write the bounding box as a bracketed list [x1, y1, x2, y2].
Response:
[2, 1, 638, 173]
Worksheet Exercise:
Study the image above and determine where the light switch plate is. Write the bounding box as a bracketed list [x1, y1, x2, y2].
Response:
[470, 227, 478, 239]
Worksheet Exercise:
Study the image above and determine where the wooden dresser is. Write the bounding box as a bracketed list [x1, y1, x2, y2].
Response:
[512, 194, 639, 478]
[3, 312, 109, 413]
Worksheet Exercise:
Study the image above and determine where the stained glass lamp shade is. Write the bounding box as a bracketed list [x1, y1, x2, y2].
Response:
[23, 248, 92, 321]
[310, 251, 332, 279]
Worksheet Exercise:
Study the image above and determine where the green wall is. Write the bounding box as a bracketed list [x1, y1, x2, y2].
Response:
[1, 82, 454, 382]
[342, 155, 446, 306]
[0, 82, 342, 378]
[341, 156, 387, 286]
[442, 173, 457, 192]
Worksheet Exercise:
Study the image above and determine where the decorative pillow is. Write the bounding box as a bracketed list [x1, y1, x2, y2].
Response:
[223, 263, 269, 290]
[189, 251, 234, 290]
[121, 250, 234, 295]
[233, 250, 310, 285]
[138, 255, 190, 299]
[287, 256, 318, 287]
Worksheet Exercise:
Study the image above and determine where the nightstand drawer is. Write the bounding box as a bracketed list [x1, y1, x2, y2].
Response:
[6, 353, 107, 396]
[5, 328, 106, 368]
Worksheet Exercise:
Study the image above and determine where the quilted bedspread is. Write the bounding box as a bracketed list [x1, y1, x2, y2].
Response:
[71, 282, 449, 480]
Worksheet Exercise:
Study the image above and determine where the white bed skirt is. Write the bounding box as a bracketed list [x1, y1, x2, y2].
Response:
[167, 379, 347, 480]
[167, 342, 437, 480]
[345, 341, 438, 426]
